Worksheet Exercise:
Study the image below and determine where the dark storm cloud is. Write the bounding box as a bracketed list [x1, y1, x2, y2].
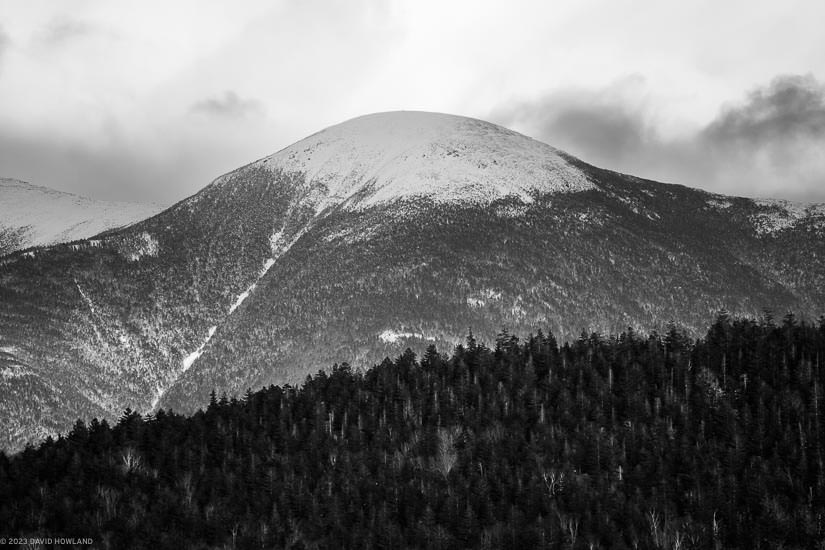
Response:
[0, 131, 171, 204]
[0, 127, 241, 206]
[704, 75, 825, 146]
[493, 75, 825, 202]
[691, 75, 825, 201]
[190, 91, 265, 118]
[490, 77, 661, 174]
[539, 105, 648, 164]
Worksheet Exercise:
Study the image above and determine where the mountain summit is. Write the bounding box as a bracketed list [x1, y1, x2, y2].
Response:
[1, 111, 825, 451]
[0, 178, 160, 256]
[257, 111, 593, 209]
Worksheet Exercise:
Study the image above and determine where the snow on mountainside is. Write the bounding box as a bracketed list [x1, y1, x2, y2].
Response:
[256, 111, 594, 211]
[0, 178, 161, 254]
[749, 198, 825, 235]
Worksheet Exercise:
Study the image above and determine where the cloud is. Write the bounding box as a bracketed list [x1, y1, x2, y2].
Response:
[691, 75, 825, 201]
[491, 76, 656, 170]
[0, 100, 278, 205]
[0, 24, 10, 64]
[492, 74, 825, 202]
[0, 118, 266, 206]
[704, 75, 825, 145]
[40, 17, 95, 46]
[0, 130, 178, 205]
[190, 91, 265, 119]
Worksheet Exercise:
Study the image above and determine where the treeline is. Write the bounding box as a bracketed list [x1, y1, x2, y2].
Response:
[2, 313, 825, 549]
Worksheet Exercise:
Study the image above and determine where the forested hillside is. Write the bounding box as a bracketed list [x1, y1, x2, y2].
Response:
[2, 313, 825, 549]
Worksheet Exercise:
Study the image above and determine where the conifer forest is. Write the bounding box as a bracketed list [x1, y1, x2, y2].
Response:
[3, 313, 825, 549]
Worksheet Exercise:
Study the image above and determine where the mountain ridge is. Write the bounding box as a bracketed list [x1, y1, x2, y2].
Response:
[0, 177, 162, 256]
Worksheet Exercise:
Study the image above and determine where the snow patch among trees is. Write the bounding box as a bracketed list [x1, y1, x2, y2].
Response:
[229, 226, 309, 315]
[379, 329, 437, 343]
[0, 364, 32, 379]
[229, 285, 256, 314]
[466, 297, 486, 308]
[706, 198, 732, 209]
[119, 232, 159, 262]
[182, 326, 217, 372]
[750, 199, 825, 235]
[260, 258, 276, 276]
[74, 280, 104, 342]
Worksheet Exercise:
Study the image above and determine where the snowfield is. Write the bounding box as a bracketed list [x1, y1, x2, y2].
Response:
[0, 178, 160, 251]
[259, 111, 594, 211]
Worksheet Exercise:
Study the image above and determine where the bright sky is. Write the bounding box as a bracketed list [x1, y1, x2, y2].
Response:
[1, 0, 824, 204]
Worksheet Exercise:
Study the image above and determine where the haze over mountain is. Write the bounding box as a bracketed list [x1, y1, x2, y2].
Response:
[2, 111, 825, 452]
[0, 178, 161, 256]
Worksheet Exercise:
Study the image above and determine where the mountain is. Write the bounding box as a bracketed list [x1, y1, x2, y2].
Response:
[0, 178, 161, 256]
[2, 111, 825, 452]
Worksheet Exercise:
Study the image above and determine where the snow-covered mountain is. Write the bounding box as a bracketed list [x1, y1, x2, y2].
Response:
[2, 111, 825, 451]
[0, 178, 160, 256]
[258, 111, 593, 209]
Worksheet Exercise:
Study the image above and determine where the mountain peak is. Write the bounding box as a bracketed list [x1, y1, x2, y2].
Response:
[0, 179, 161, 253]
[257, 111, 594, 210]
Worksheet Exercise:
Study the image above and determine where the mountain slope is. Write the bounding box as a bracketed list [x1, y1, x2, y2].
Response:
[0, 178, 160, 256]
[1, 111, 825, 451]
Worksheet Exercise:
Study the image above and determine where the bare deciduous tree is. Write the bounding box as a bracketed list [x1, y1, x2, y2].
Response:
[435, 427, 458, 478]
[120, 447, 143, 474]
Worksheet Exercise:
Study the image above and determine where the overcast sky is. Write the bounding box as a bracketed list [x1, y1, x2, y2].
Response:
[1, 0, 824, 205]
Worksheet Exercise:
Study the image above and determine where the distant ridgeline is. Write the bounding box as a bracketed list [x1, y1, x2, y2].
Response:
[3, 313, 825, 549]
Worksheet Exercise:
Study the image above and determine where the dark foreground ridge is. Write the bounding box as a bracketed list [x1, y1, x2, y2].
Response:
[2, 313, 825, 549]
